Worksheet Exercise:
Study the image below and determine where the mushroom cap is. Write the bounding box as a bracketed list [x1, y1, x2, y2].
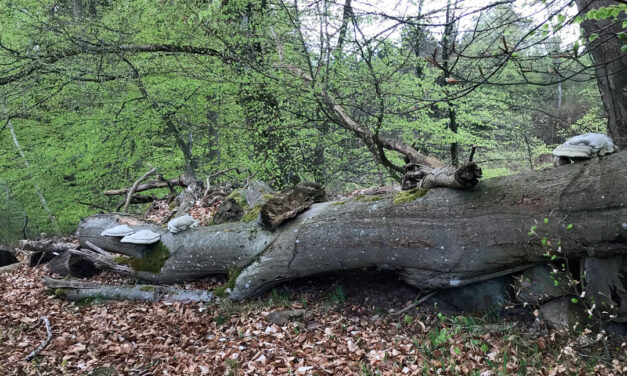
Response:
[100, 224, 135, 237]
[120, 229, 161, 244]
[552, 144, 592, 159]
[167, 215, 199, 234]
[554, 133, 616, 157]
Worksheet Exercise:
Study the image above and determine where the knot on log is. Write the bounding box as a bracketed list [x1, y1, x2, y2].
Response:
[402, 162, 482, 190]
[454, 162, 482, 189]
[259, 182, 326, 230]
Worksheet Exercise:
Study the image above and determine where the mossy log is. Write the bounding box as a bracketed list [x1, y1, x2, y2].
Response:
[75, 152, 627, 303]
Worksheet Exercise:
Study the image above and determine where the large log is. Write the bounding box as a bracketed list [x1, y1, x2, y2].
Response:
[76, 151, 627, 300]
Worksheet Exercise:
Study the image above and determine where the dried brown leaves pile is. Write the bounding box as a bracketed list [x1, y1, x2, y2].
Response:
[1, 266, 625, 375]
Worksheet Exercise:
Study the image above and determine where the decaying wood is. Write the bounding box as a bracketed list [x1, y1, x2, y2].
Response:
[0, 262, 24, 274]
[74, 151, 627, 302]
[42, 277, 213, 303]
[47, 251, 99, 278]
[583, 256, 627, 322]
[123, 167, 157, 212]
[259, 182, 326, 230]
[19, 239, 79, 253]
[24, 317, 53, 361]
[213, 198, 244, 224]
[402, 162, 482, 190]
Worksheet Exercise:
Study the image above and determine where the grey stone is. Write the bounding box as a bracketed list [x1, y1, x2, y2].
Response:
[515, 265, 570, 305]
[540, 296, 588, 331]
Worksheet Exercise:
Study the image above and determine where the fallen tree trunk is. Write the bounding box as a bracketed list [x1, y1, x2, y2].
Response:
[75, 151, 627, 301]
[42, 277, 213, 302]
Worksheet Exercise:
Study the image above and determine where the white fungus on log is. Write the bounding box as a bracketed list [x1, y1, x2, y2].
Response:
[553, 133, 616, 166]
[120, 229, 160, 244]
[100, 224, 135, 237]
[167, 214, 200, 234]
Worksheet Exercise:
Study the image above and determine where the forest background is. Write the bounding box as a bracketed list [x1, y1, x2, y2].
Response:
[0, 0, 622, 237]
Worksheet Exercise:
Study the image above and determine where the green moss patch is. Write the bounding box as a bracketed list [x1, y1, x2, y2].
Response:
[241, 205, 262, 222]
[54, 288, 67, 298]
[213, 268, 241, 298]
[114, 241, 170, 274]
[394, 188, 428, 204]
[332, 200, 347, 206]
[139, 285, 155, 292]
[226, 190, 248, 209]
[355, 195, 383, 202]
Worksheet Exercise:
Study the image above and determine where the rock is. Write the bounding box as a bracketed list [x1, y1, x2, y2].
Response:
[515, 265, 570, 305]
[167, 214, 199, 234]
[266, 309, 306, 325]
[436, 276, 513, 315]
[120, 229, 160, 244]
[540, 296, 588, 331]
[244, 180, 275, 207]
[213, 198, 244, 224]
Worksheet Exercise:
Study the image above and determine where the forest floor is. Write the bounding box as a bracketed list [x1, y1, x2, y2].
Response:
[1, 264, 625, 376]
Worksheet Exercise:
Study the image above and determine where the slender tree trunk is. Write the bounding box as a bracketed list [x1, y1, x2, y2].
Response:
[7, 120, 60, 233]
[575, 0, 627, 148]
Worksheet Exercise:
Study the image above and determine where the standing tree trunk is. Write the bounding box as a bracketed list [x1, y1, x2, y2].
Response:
[575, 0, 627, 148]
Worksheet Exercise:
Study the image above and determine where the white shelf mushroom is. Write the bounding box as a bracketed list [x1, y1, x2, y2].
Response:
[553, 133, 616, 166]
[100, 224, 135, 237]
[167, 214, 200, 234]
[120, 229, 161, 244]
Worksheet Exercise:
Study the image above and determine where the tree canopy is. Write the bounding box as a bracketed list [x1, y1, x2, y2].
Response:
[0, 0, 624, 234]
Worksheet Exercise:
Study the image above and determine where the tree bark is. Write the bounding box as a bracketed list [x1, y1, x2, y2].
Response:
[575, 0, 627, 148]
[75, 151, 627, 300]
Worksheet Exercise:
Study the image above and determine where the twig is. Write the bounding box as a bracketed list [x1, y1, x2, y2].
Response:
[468, 145, 477, 162]
[25, 317, 53, 361]
[123, 167, 157, 212]
[394, 291, 437, 316]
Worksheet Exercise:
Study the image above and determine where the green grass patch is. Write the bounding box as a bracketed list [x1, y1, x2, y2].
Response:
[393, 188, 427, 204]
[213, 268, 241, 298]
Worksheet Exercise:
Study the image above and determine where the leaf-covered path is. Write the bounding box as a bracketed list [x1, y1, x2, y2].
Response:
[1, 266, 625, 375]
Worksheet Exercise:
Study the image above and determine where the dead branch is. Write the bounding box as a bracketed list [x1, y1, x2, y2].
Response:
[42, 277, 213, 303]
[124, 167, 157, 212]
[18, 239, 79, 253]
[104, 177, 184, 196]
[24, 317, 53, 361]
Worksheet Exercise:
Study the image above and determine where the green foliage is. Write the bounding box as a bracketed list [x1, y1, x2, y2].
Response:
[0, 0, 610, 236]
[327, 285, 346, 306]
[213, 268, 241, 298]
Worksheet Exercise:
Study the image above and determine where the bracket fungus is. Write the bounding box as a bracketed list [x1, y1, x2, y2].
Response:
[100, 224, 135, 237]
[120, 229, 161, 244]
